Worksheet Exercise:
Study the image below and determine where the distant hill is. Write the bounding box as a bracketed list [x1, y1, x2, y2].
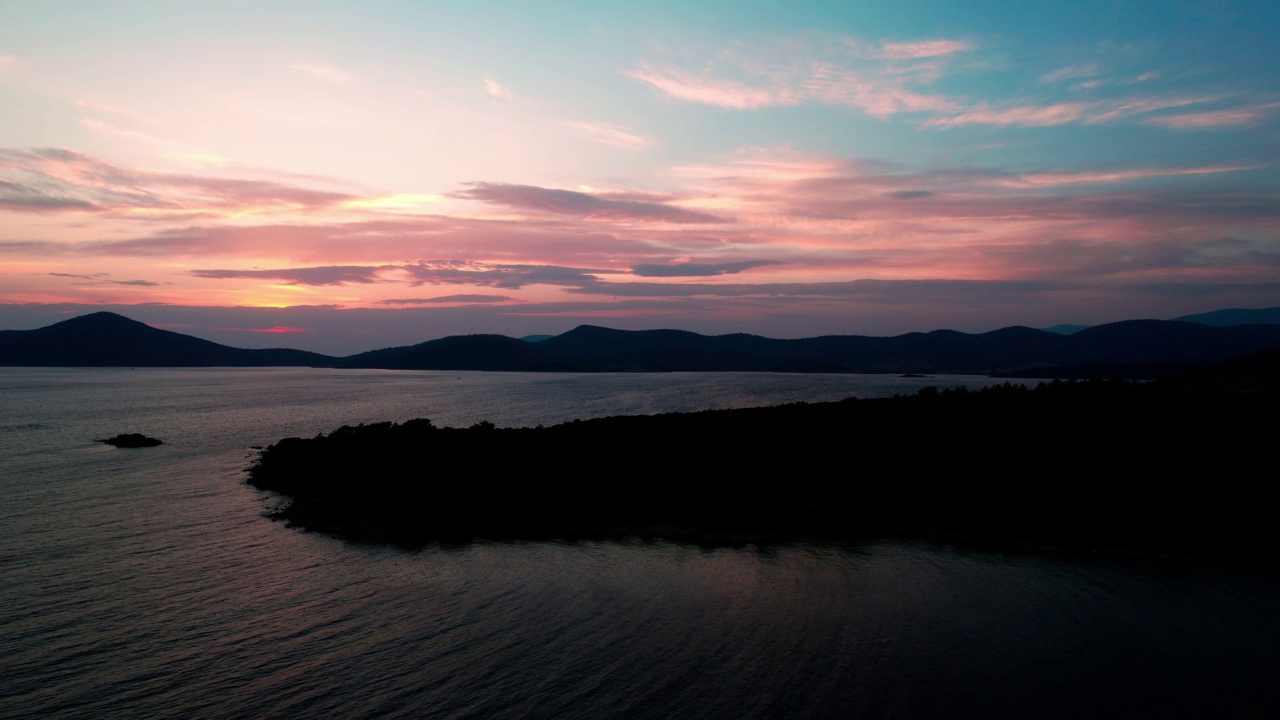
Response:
[8, 311, 1280, 375]
[339, 334, 583, 371]
[335, 319, 1280, 376]
[1174, 307, 1280, 326]
[0, 312, 334, 367]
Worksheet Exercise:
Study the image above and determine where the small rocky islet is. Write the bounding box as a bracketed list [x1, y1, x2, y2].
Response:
[101, 433, 163, 448]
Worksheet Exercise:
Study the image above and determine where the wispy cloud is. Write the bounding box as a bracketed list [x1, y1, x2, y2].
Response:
[628, 64, 958, 118]
[79, 118, 180, 148]
[627, 35, 1256, 132]
[484, 77, 512, 98]
[78, 115, 228, 166]
[451, 182, 730, 224]
[191, 266, 390, 286]
[49, 272, 107, 279]
[381, 294, 514, 305]
[7, 140, 1276, 322]
[74, 99, 162, 125]
[626, 67, 778, 109]
[0, 176, 98, 211]
[567, 121, 652, 149]
[1037, 64, 1101, 84]
[630, 260, 782, 277]
[0, 147, 357, 216]
[876, 39, 973, 60]
[628, 33, 970, 118]
[401, 261, 610, 290]
[1145, 103, 1280, 128]
[565, 278, 1067, 300]
[925, 102, 1092, 127]
[46, 271, 157, 286]
[1084, 96, 1214, 124]
[926, 96, 1216, 128]
[1005, 164, 1259, 187]
[290, 62, 356, 84]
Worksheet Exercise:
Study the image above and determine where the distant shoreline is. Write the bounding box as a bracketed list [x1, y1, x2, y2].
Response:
[8, 311, 1280, 379]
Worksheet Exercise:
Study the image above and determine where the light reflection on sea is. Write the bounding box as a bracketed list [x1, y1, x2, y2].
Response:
[0, 368, 1276, 719]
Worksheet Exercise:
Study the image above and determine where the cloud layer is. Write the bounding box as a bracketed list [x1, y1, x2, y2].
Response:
[1, 8, 1277, 347]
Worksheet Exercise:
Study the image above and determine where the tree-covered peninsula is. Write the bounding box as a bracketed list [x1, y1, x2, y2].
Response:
[247, 352, 1278, 562]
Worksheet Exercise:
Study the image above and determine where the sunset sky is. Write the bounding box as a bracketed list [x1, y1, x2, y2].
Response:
[2, 1, 1278, 354]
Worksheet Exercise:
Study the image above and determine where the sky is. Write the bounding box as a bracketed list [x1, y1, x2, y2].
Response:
[1, 0, 1278, 355]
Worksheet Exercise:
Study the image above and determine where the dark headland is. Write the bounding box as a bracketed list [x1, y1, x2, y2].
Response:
[247, 351, 1280, 564]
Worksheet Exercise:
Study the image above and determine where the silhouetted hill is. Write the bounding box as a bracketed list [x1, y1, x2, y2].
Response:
[344, 320, 1280, 376]
[0, 312, 334, 367]
[1175, 306, 1280, 326]
[9, 311, 1280, 374]
[338, 334, 581, 371]
[247, 355, 1279, 560]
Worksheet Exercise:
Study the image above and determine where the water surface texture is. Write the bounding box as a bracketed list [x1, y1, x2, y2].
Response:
[2, 368, 1276, 719]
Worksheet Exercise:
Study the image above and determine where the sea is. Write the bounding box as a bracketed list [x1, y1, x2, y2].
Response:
[1, 367, 1276, 719]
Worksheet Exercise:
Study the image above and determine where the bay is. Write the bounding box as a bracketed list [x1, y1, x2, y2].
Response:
[1, 368, 1276, 719]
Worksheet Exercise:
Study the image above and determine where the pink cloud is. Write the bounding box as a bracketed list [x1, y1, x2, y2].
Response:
[996, 164, 1259, 187]
[567, 122, 652, 149]
[926, 102, 1092, 127]
[1084, 96, 1214, 124]
[1145, 103, 1280, 128]
[625, 67, 780, 109]
[923, 96, 1219, 128]
[808, 74, 958, 117]
[0, 147, 357, 215]
[250, 326, 307, 333]
[484, 77, 512, 98]
[627, 47, 960, 119]
[626, 36, 1241, 133]
[451, 182, 730, 224]
[6, 144, 1276, 319]
[877, 39, 974, 60]
[63, 217, 667, 266]
[381, 294, 515, 305]
[625, 33, 976, 121]
[400, 261, 611, 289]
[191, 266, 390, 286]
[630, 260, 783, 277]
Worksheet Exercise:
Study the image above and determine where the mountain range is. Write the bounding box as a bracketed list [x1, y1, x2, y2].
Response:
[4, 309, 1280, 377]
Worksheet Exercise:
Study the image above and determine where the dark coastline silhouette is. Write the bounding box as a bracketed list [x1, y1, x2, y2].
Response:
[247, 352, 1280, 562]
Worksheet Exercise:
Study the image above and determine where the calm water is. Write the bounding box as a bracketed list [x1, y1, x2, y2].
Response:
[1, 368, 1276, 719]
